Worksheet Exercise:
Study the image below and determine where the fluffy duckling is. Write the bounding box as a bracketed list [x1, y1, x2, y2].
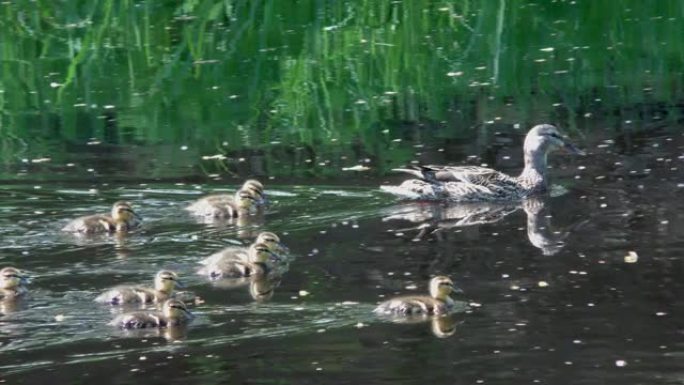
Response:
[0, 267, 28, 298]
[185, 187, 260, 219]
[111, 299, 194, 329]
[242, 179, 266, 204]
[62, 201, 142, 233]
[96, 270, 184, 305]
[199, 232, 288, 267]
[374, 276, 462, 315]
[198, 243, 278, 279]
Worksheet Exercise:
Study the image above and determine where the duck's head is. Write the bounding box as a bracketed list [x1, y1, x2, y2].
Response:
[524, 124, 585, 157]
[429, 276, 462, 300]
[154, 270, 184, 293]
[234, 188, 259, 210]
[111, 201, 142, 223]
[0, 267, 27, 290]
[242, 179, 264, 196]
[162, 299, 193, 320]
[247, 242, 279, 264]
[255, 231, 289, 256]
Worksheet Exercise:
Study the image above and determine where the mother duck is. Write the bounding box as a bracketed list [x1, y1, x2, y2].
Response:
[381, 124, 584, 201]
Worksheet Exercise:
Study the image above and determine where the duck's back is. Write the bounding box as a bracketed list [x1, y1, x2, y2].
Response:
[200, 259, 265, 279]
[112, 311, 166, 328]
[186, 194, 240, 218]
[199, 246, 249, 266]
[374, 295, 450, 315]
[62, 214, 114, 233]
[96, 286, 166, 305]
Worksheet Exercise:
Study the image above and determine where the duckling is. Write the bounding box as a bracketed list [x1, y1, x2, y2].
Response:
[374, 276, 462, 315]
[199, 231, 288, 267]
[111, 299, 194, 329]
[62, 201, 142, 233]
[381, 124, 585, 201]
[198, 243, 278, 279]
[185, 187, 260, 219]
[241, 179, 267, 204]
[96, 270, 184, 305]
[0, 267, 28, 298]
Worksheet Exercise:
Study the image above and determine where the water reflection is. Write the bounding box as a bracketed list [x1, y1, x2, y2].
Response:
[0, 296, 29, 315]
[376, 313, 463, 339]
[207, 275, 282, 302]
[383, 196, 575, 255]
[113, 323, 190, 342]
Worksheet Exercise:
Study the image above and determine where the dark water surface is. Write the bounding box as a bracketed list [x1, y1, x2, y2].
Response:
[1, 125, 683, 385]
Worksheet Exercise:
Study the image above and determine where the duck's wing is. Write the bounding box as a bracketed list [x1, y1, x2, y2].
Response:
[112, 311, 164, 328]
[394, 165, 514, 186]
[374, 295, 442, 315]
[199, 259, 253, 279]
[199, 247, 248, 266]
[62, 214, 114, 233]
[186, 194, 240, 218]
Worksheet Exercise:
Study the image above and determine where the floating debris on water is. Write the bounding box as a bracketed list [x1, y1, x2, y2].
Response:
[342, 165, 370, 171]
[624, 251, 638, 263]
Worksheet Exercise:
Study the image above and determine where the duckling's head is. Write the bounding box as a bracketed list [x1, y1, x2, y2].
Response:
[255, 232, 289, 255]
[154, 270, 184, 293]
[0, 267, 27, 290]
[247, 242, 278, 264]
[162, 299, 193, 320]
[234, 189, 259, 210]
[429, 276, 461, 300]
[111, 201, 142, 223]
[524, 124, 585, 157]
[242, 179, 264, 194]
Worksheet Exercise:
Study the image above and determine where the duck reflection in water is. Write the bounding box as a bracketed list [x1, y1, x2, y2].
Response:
[207, 275, 282, 302]
[383, 196, 573, 255]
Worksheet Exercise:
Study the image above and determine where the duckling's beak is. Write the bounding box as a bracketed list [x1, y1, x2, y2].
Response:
[174, 278, 186, 289]
[451, 285, 464, 294]
[276, 243, 290, 254]
[561, 138, 586, 156]
[19, 275, 29, 285]
[182, 307, 195, 319]
[268, 250, 282, 263]
[124, 208, 143, 221]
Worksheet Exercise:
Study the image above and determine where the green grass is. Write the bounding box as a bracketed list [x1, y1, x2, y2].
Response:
[0, 0, 683, 177]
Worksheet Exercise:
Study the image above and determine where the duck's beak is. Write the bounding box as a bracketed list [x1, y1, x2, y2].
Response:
[174, 279, 186, 289]
[451, 285, 464, 294]
[268, 251, 282, 263]
[561, 138, 586, 156]
[182, 308, 195, 319]
[19, 275, 29, 285]
[124, 208, 143, 221]
[276, 243, 290, 254]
